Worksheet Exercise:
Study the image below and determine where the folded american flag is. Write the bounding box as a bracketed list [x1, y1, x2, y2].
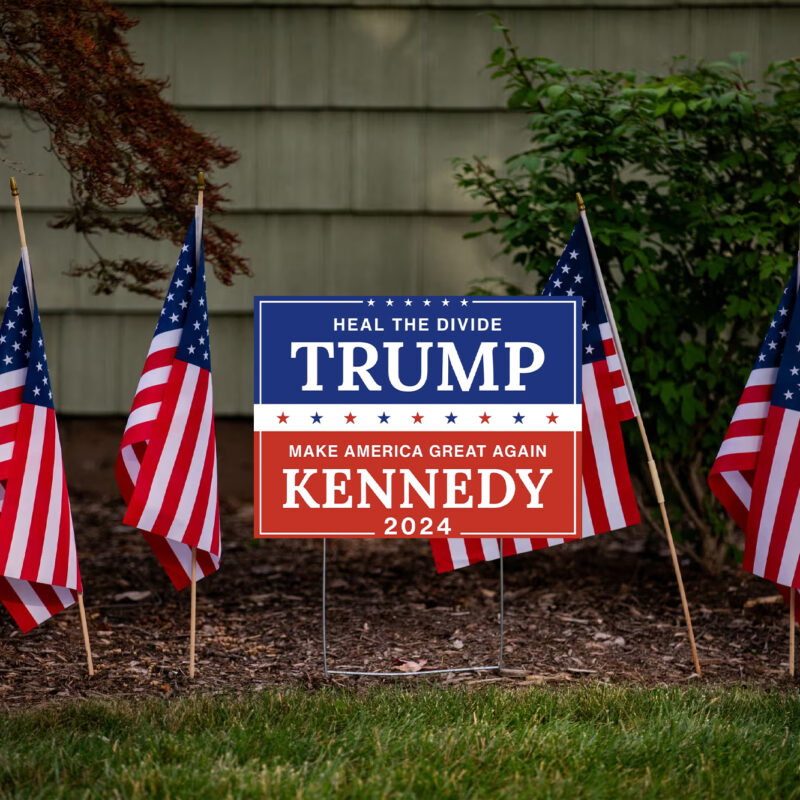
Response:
[116, 209, 220, 589]
[709, 261, 800, 597]
[0, 255, 81, 631]
[431, 216, 640, 572]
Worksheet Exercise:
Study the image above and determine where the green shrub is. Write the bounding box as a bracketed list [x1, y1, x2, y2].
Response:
[455, 19, 800, 570]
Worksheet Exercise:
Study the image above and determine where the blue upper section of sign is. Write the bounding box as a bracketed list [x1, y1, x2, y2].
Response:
[254, 296, 581, 405]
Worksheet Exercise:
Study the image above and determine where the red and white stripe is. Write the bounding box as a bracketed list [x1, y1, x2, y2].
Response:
[600, 322, 636, 422]
[117, 349, 219, 590]
[0, 367, 26, 479]
[0, 405, 79, 631]
[708, 366, 775, 533]
[431, 353, 640, 572]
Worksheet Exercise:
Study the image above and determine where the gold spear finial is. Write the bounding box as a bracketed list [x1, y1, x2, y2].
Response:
[576, 192, 585, 212]
[197, 171, 205, 192]
[10, 177, 18, 197]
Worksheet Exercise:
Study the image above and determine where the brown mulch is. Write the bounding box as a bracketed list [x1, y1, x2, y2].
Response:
[0, 490, 797, 709]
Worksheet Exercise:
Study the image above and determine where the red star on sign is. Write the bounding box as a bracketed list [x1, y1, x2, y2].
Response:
[345, 412, 356, 424]
[479, 412, 491, 424]
[547, 412, 558, 424]
[277, 412, 288, 424]
[412, 412, 423, 424]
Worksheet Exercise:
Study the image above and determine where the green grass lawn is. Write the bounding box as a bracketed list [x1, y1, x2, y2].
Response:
[1, 685, 799, 799]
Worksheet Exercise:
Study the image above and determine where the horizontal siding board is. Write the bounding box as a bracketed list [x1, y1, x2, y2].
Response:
[116, 1, 800, 8]
[353, 111, 424, 210]
[0, 211, 517, 312]
[330, 9, 426, 106]
[272, 8, 331, 106]
[0, 109, 528, 215]
[118, 5, 800, 110]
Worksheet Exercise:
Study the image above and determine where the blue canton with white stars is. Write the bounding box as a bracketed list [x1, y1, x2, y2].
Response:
[0, 262, 54, 409]
[156, 216, 211, 370]
[543, 221, 608, 366]
[764, 263, 800, 412]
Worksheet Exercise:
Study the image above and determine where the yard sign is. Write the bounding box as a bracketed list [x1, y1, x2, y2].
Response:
[254, 297, 581, 539]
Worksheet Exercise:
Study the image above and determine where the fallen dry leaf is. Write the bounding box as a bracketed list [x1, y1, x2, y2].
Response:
[392, 658, 428, 673]
[113, 591, 151, 602]
[744, 595, 784, 608]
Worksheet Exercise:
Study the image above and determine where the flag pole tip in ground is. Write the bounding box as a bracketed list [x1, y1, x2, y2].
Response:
[9, 177, 18, 197]
[197, 171, 205, 191]
[576, 192, 585, 212]
[790, 590, 795, 677]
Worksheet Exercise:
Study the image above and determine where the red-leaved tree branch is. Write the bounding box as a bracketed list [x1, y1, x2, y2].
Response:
[0, 0, 249, 295]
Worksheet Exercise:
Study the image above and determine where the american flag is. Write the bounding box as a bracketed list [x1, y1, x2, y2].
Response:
[116, 209, 220, 589]
[0, 255, 81, 631]
[431, 216, 640, 571]
[709, 261, 800, 594]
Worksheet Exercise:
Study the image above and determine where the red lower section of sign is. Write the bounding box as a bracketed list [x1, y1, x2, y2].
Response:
[254, 431, 581, 538]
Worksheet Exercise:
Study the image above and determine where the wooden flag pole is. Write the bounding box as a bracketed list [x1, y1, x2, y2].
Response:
[187, 171, 204, 680]
[791, 243, 800, 677]
[790, 590, 796, 677]
[576, 192, 702, 676]
[189, 546, 197, 678]
[9, 178, 94, 677]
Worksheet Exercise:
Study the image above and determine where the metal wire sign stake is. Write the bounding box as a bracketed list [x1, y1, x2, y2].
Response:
[322, 539, 505, 677]
[253, 295, 582, 677]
